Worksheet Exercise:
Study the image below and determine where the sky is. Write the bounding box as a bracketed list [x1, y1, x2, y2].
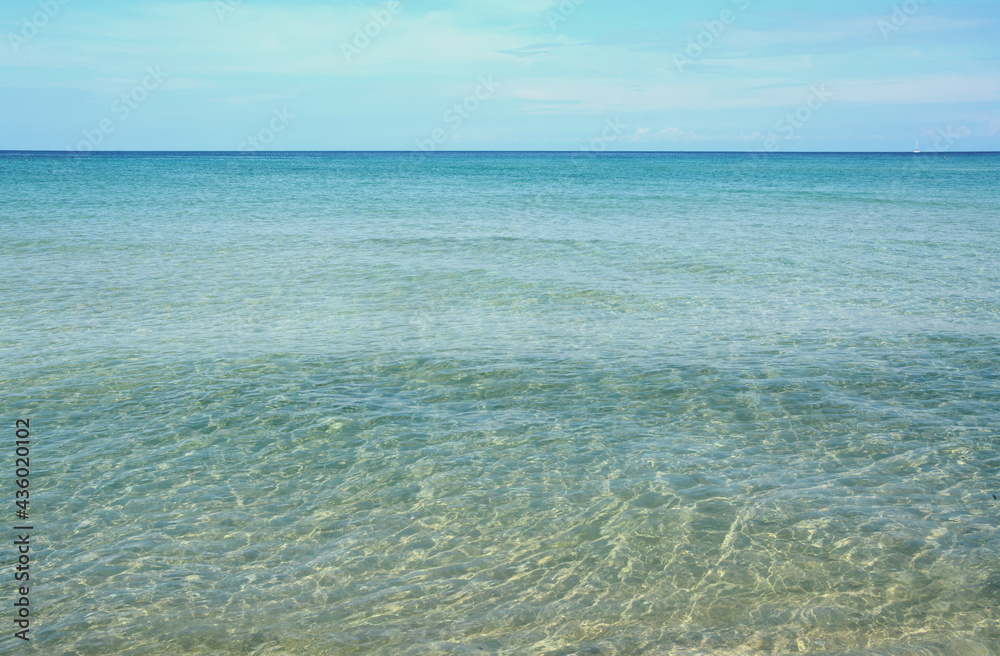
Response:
[1, 0, 998, 151]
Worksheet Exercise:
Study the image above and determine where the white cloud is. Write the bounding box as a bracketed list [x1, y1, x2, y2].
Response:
[453, 0, 561, 16]
[506, 72, 1000, 114]
[1, 2, 535, 77]
[4, 0, 998, 126]
[835, 76, 1000, 105]
[623, 127, 783, 143]
[624, 127, 700, 142]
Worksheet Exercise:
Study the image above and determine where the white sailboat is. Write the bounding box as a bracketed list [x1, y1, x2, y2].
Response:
[913, 140, 920, 153]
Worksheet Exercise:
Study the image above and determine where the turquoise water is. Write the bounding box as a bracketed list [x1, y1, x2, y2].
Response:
[2, 152, 999, 655]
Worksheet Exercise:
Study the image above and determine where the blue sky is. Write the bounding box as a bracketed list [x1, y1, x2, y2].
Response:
[2, 0, 998, 151]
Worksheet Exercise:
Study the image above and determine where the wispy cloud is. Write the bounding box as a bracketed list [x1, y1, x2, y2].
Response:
[2, 0, 998, 150]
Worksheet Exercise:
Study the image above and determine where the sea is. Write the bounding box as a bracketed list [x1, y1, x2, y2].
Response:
[1, 151, 999, 655]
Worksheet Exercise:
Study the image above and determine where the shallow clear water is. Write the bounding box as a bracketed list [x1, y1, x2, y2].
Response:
[2, 151, 999, 655]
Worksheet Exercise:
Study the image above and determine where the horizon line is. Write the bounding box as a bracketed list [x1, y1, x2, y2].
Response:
[3, 150, 998, 155]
